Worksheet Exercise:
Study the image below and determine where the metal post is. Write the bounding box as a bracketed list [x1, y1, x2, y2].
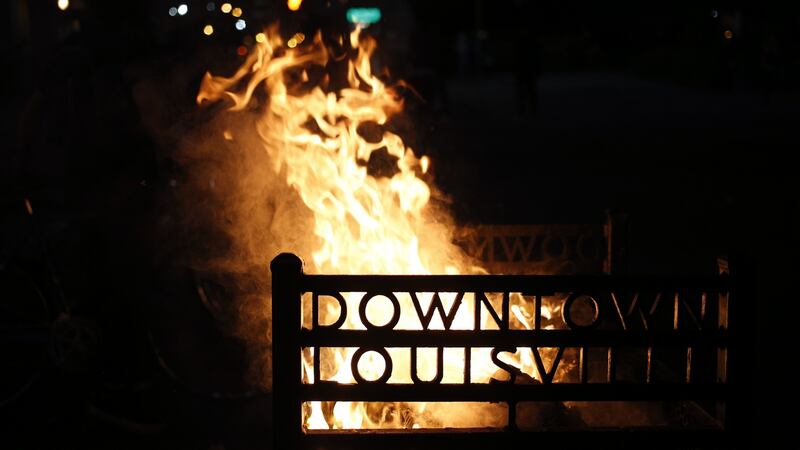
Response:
[715, 258, 729, 426]
[271, 253, 304, 450]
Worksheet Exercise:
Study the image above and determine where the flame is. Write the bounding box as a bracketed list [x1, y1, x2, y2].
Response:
[199, 25, 564, 430]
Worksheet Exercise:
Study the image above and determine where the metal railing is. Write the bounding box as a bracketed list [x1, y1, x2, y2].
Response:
[271, 253, 747, 449]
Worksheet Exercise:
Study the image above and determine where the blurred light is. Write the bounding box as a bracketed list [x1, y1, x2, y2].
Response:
[235, 19, 246, 30]
[24, 198, 33, 216]
[207, 2, 216, 11]
[287, 0, 303, 11]
[724, 30, 733, 39]
[177, 4, 188, 15]
[232, 7, 242, 17]
[237, 45, 248, 56]
[285, 32, 305, 48]
[169, 6, 178, 16]
[346, 7, 381, 25]
[221, 3, 232, 13]
[255, 32, 266, 43]
[57, 0, 69, 11]
[204, 24, 214, 35]
[711, 10, 719, 18]
[243, 35, 254, 45]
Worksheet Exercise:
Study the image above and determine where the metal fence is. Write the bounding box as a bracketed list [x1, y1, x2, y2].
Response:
[271, 252, 748, 449]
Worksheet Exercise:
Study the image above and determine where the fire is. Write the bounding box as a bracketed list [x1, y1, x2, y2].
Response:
[198, 25, 566, 430]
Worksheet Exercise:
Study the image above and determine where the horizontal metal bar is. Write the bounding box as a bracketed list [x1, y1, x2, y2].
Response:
[301, 429, 729, 450]
[300, 383, 727, 402]
[300, 274, 730, 293]
[300, 329, 728, 348]
[465, 223, 605, 235]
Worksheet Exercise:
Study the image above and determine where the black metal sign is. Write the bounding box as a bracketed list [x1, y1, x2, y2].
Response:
[271, 253, 743, 450]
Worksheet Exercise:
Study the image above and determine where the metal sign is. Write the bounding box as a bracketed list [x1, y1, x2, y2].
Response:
[271, 253, 744, 449]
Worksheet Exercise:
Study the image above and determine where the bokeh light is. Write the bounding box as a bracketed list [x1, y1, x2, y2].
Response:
[287, 0, 303, 12]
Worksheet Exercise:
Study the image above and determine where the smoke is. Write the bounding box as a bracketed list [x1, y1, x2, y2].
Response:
[134, 28, 476, 393]
[133, 60, 315, 389]
[172, 107, 324, 389]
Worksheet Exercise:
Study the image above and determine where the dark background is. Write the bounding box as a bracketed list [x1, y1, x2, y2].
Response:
[1, 0, 796, 448]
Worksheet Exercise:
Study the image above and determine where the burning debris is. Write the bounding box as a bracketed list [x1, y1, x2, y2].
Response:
[197, 24, 574, 430]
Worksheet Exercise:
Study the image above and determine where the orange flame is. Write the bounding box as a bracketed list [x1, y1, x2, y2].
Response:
[199, 25, 562, 430]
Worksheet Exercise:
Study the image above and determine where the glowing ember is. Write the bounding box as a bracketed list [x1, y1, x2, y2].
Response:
[198, 25, 562, 430]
